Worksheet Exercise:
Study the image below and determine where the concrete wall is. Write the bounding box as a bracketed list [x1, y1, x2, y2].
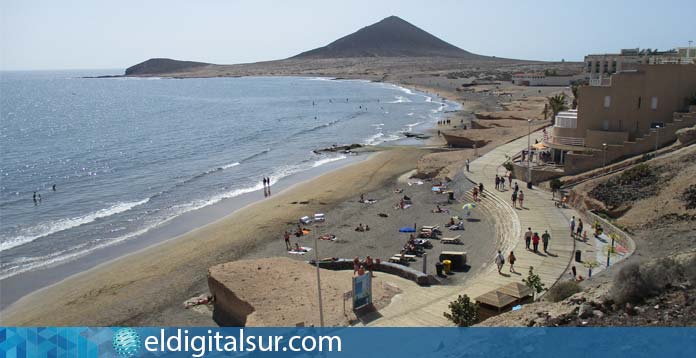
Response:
[310, 258, 436, 286]
[585, 129, 629, 147]
[512, 163, 564, 184]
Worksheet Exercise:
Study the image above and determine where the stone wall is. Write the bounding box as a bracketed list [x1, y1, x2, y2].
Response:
[310, 258, 436, 285]
[208, 272, 255, 326]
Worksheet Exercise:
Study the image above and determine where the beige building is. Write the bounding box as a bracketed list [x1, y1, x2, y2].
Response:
[585, 48, 695, 80]
[544, 63, 696, 175]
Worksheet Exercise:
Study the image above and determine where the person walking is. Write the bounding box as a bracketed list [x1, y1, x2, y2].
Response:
[518, 190, 525, 208]
[465, 159, 470, 172]
[284, 231, 291, 251]
[478, 183, 484, 197]
[508, 251, 517, 273]
[524, 227, 533, 250]
[511, 191, 518, 208]
[576, 218, 584, 239]
[494, 250, 505, 274]
[542, 230, 551, 253]
[570, 216, 576, 238]
[532, 232, 540, 253]
[508, 171, 513, 187]
[472, 187, 479, 202]
[495, 175, 500, 190]
[514, 182, 519, 193]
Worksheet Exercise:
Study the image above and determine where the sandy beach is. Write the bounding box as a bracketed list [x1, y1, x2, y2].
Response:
[1, 73, 566, 326]
[1, 148, 427, 325]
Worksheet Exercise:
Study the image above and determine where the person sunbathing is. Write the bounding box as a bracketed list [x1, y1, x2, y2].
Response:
[293, 243, 307, 252]
[448, 217, 456, 226]
[355, 223, 365, 232]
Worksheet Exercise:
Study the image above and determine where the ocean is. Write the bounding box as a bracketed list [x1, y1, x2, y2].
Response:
[0, 70, 458, 282]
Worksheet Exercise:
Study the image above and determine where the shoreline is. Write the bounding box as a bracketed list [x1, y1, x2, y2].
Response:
[0, 77, 455, 311]
[0, 152, 369, 310]
[1, 147, 430, 325]
[0, 76, 528, 325]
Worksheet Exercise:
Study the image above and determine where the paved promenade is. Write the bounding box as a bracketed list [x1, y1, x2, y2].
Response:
[366, 130, 580, 326]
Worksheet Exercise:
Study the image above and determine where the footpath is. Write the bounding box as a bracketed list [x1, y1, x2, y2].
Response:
[365, 130, 582, 326]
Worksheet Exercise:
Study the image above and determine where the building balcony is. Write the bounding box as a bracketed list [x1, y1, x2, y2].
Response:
[545, 135, 585, 147]
[589, 77, 612, 87]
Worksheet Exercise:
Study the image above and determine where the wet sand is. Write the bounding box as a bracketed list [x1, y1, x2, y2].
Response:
[1, 75, 560, 326]
[1, 148, 429, 326]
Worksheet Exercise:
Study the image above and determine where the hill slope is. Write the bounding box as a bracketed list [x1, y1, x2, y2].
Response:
[125, 58, 211, 76]
[291, 16, 484, 59]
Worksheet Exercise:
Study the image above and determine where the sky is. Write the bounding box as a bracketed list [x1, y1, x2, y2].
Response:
[1, 0, 695, 71]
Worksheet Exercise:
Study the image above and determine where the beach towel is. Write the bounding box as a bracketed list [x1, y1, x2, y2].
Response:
[399, 227, 416, 233]
[319, 234, 336, 241]
[288, 247, 313, 255]
[364, 199, 377, 204]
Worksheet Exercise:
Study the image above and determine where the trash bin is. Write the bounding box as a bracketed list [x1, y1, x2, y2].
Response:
[575, 250, 582, 262]
[435, 262, 444, 276]
[443, 260, 452, 274]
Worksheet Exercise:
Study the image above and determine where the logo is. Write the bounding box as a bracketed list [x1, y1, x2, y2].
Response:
[112, 328, 141, 357]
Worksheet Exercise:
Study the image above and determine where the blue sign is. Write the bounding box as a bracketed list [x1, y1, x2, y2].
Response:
[352, 273, 372, 310]
[0, 327, 694, 357]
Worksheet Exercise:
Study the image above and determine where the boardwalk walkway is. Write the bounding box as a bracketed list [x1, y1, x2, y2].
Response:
[365, 130, 579, 326]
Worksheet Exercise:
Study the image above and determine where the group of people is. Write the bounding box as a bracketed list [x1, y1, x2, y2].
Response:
[569, 216, 586, 241]
[353, 256, 374, 277]
[283, 230, 307, 252]
[524, 227, 552, 253]
[355, 223, 370, 232]
[494, 172, 513, 191]
[437, 119, 452, 126]
[32, 184, 57, 205]
[511, 183, 523, 208]
[494, 250, 517, 274]
[471, 182, 484, 202]
[262, 177, 272, 197]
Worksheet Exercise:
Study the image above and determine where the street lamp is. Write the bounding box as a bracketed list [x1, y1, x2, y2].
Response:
[314, 234, 325, 327]
[527, 119, 532, 188]
[602, 143, 607, 168]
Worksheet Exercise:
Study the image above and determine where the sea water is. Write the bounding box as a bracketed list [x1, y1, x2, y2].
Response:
[0, 71, 457, 280]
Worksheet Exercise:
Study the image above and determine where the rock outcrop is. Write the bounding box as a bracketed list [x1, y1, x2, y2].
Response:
[125, 58, 210, 76]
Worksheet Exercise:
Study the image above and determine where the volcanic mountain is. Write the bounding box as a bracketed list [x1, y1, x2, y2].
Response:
[291, 16, 483, 59]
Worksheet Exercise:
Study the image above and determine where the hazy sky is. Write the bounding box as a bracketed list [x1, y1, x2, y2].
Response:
[2, 0, 695, 70]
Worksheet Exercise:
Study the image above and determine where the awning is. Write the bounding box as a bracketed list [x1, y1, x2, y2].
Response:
[532, 142, 548, 150]
[475, 290, 517, 308]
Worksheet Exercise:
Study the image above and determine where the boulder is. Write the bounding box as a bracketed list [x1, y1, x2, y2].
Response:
[676, 125, 696, 145]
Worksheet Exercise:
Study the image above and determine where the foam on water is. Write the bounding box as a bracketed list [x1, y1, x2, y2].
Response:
[0, 198, 149, 252]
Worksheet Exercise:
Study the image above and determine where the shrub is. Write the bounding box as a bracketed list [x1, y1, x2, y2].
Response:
[682, 184, 696, 210]
[503, 161, 514, 172]
[444, 294, 479, 327]
[546, 280, 582, 302]
[610, 258, 682, 304]
[611, 262, 654, 304]
[523, 266, 546, 299]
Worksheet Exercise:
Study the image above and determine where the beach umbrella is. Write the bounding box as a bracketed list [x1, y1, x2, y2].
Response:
[462, 203, 476, 211]
[399, 227, 416, 233]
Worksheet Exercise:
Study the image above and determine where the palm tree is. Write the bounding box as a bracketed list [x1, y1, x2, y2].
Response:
[547, 94, 568, 125]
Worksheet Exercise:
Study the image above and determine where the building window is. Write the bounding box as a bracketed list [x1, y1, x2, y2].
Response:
[637, 96, 642, 109]
[604, 96, 611, 108]
[651, 97, 658, 110]
[619, 120, 623, 130]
